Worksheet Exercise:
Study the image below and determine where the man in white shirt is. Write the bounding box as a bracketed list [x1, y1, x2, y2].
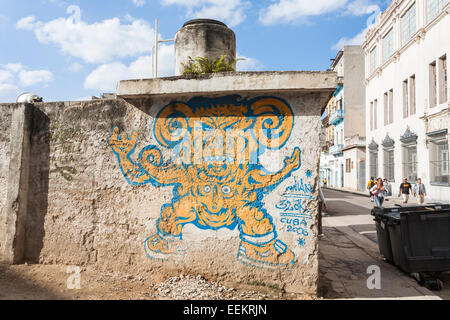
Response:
[413, 178, 427, 205]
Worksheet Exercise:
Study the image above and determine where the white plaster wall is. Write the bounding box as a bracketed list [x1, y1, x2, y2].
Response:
[364, 1, 450, 202]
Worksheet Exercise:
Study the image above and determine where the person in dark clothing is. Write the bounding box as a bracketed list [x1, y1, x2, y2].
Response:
[398, 178, 413, 204]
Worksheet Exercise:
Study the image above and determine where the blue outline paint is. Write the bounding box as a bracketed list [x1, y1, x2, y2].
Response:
[109, 95, 302, 268]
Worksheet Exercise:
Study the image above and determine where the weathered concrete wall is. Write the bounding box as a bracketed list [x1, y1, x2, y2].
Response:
[0, 103, 13, 259]
[0, 72, 335, 295]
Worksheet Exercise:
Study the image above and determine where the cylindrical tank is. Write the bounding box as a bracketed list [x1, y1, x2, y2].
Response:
[174, 19, 236, 76]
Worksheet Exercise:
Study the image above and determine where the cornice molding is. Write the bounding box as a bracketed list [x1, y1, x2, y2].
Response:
[400, 126, 418, 145]
[381, 134, 395, 148]
[368, 139, 379, 152]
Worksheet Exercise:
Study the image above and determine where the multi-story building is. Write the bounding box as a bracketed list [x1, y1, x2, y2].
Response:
[363, 0, 449, 202]
[320, 46, 366, 190]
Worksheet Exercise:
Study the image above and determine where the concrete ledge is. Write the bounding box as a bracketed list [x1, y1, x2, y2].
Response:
[117, 71, 337, 99]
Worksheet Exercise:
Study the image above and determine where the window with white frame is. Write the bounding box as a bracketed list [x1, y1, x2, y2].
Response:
[402, 75, 416, 118]
[409, 75, 416, 115]
[430, 61, 437, 107]
[439, 55, 447, 104]
[403, 79, 409, 118]
[384, 148, 395, 181]
[430, 140, 449, 184]
[370, 151, 378, 178]
[401, 3, 416, 46]
[346, 158, 351, 173]
[427, 0, 448, 22]
[403, 145, 418, 181]
[373, 99, 378, 130]
[384, 90, 393, 125]
[382, 28, 394, 63]
[369, 46, 377, 74]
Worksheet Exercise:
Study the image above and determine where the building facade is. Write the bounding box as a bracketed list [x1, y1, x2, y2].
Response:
[363, 0, 449, 202]
[320, 46, 366, 191]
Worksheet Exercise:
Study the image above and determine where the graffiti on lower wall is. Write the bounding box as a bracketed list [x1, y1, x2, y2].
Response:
[108, 95, 302, 268]
[276, 176, 315, 248]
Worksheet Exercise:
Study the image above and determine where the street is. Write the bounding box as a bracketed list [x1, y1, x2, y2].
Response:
[319, 188, 450, 299]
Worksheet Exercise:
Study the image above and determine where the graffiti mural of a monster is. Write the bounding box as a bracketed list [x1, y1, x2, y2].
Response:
[108, 95, 301, 268]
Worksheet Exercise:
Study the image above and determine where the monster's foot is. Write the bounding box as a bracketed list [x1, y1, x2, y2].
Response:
[144, 234, 186, 260]
[237, 239, 295, 269]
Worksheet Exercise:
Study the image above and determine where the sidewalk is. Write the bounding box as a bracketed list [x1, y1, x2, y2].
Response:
[323, 186, 423, 206]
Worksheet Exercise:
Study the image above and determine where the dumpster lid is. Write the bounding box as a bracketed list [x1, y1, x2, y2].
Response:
[371, 203, 450, 216]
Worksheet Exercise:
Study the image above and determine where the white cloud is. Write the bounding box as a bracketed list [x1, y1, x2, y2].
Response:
[332, 2, 380, 49]
[345, 0, 380, 15]
[259, 0, 348, 25]
[84, 45, 175, 92]
[0, 84, 20, 103]
[259, 0, 381, 25]
[331, 27, 367, 50]
[236, 55, 264, 71]
[19, 70, 54, 87]
[16, 5, 159, 64]
[0, 63, 53, 102]
[0, 70, 15, 84]
[132, 0, 146, 6]
[161, 0, 250, 27]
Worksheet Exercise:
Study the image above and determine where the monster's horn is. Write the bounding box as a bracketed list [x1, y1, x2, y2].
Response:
[250, 97, 294, 150]
[154, 102, 194, 148]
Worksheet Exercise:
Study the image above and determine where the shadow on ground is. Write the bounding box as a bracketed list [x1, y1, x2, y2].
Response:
[325, 200, 371, 217]
[318, 226, 443, 299]
[0, 263, 67, 300]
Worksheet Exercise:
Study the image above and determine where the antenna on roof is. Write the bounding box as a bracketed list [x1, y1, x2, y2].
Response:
[152, 19, 174, 78]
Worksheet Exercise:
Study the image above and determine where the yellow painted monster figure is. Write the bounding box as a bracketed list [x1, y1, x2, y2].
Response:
[108, 96, 301, 268]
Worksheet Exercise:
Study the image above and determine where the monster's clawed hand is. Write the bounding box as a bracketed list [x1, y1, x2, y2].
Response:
[285, 148, 301, 169]
[108, 127, 138, 155]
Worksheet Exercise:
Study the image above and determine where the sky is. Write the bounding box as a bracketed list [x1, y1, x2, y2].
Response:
[0, 0, 390, 102]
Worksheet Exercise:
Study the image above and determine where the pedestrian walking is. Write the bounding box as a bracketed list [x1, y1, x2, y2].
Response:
[367, 177, 376, 202]
[383, 178, 392, 201]
[413, 178, 427, 204]
[323, 178, 327, 187]
[370, 178, 386, 208]
[398, 178, 413, 204]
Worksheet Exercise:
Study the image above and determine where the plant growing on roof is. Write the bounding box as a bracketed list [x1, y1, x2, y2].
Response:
[181, 55, 244, 75]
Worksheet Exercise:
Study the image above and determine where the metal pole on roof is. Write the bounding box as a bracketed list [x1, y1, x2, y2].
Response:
[151, 19, 174, 78]
[155, 19, 158, 78]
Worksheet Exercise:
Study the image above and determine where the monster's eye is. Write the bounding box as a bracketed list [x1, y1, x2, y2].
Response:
[221, 185, 231, 194]
[203, 185, 212, 193]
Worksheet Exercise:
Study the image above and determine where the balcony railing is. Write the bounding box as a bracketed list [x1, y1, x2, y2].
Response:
[329, 144, 343, 155]
[329, 109, 344, 125]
